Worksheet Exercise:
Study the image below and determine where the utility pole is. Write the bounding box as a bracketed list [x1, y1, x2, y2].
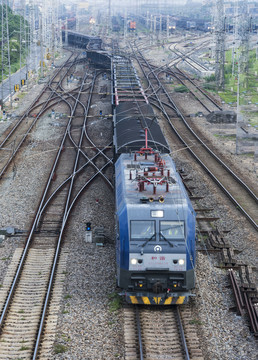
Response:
[239, 1, 250, 83]
[65, 18, 68, 46]
[1, 0, 12, 108]
[166, 15, 169, 39]
[159, 14, 162, 40]
[232, 0, 239, 77]
[124, 7, 127, 41]
[58, 19, 63, 49]
[76, 5, 80, 32]
[214, 0, 225, 90]
[108, 0, 111, 33]
[40, 14, 44, 77]
[19, 15, 22, 87]
[51, 23, 55, 66]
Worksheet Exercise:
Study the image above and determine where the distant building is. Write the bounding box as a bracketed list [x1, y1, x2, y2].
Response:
[224, 1, 258, 18]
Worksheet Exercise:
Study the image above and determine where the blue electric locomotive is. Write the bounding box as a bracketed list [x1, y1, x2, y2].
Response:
[113, 56, 196, 305]
[115, 143, 196, 305]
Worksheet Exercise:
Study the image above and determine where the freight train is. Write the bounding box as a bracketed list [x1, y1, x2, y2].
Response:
[112, 56, 196, 305]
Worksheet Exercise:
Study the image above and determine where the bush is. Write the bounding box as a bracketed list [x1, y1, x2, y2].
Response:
[54, 343, 67, 354]
[174, 85, 189, 93]
[205, 74, 215, 82]
[108, 292, 123, 312]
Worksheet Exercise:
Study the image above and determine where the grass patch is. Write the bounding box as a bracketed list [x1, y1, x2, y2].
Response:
[248, 117, 258, 127]
[174, 85, 189, 93]
[214, 134, 236, 141]
[54, 343, 67, 354]
[61, 333, 71, 341]
[19, 345, 29, 351]
[64, 294, 72, 300]
[189, 318, 203, 325]
[18, 309, 25, 314]
[16, 92, 27, 100]
[218, 92, 237, 104]
[239, 152, 254, 158]
[62, 310, 69, 314]
[108, 292, 123, 312]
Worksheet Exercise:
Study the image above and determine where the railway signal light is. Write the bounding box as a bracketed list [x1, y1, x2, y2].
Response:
[86, 222, 91, 231]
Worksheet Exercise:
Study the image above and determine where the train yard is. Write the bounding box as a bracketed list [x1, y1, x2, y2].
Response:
[0, 25, 257, 360]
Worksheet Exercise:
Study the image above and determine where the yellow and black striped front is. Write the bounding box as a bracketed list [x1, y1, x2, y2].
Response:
[126, 294, 187, 305]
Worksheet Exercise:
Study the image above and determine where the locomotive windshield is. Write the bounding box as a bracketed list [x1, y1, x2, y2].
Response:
[160, 221, 184, 239]
[131, 220, 155, 240]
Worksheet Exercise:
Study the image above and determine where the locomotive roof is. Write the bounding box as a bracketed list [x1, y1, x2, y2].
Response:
[116, 153, 192, 212]
[114, 102, 170, 154]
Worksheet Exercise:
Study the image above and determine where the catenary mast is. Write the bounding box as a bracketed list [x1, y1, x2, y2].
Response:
[214, 0, 225, 90]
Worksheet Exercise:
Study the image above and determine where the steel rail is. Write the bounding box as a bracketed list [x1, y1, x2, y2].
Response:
[168, 41, 210, 71]
[166, 66, 222, 111]
[0, 51, 74, 149]
[32, 71, 97, 359]
[144, 63, 213, 113]
[0, 53, 81, 179]
[36, 143, 113, 228]
[135, 306, 144, 360]
[132, 46, 257, 230]
[176, 307, 190, 360]
[33, 69, 113, 358]
[0, 59, 89, 332]
[152, 97, 258, 230]
[34, 72, 113, 222]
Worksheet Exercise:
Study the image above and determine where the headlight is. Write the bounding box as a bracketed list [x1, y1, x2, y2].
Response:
[178, 259, 184, 265]
[131, 258, 137, 265]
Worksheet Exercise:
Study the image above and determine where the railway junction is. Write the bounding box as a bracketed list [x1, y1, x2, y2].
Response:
[0, 1, 257, 359]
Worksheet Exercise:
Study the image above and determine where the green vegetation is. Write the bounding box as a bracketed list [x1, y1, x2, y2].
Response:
[0, 5, 29, 82]
[174, 85, 189, 93]
[54, 343, 68, 354]
[108, 292, 123, 312]
[214, 134, 236, 141]
[61, 334, 71, 342]
[1, 256, 10, 261]
[64, 294, 72, 300]
[19, 345, 29, 351]
[189, 318, 203, 325]
[248, 115, 258, 127]
[204, 49, 258, 105]
[239, 152, 254, 158]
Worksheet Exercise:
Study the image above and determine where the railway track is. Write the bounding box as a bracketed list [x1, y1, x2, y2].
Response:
[124, 305, 203, 360]
[135, 40, 221, 114]
[0, 51, 79, 180]
[168, 41, 210, 71]
[131, 45, 257, 230]
[167, 67, 222, 113]
[0, 62, 113, 358]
